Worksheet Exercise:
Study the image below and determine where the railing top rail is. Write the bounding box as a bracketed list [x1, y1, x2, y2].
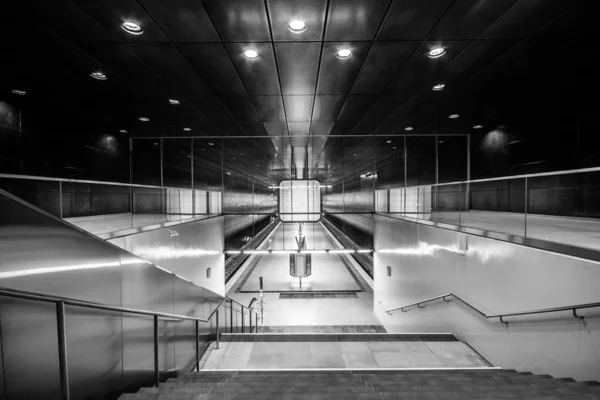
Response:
[206, 296, 259, 321]
[0, 173, 203, 191]
[381, 166, 600, 190]
[380, 293, 600, 323]
[0, 286, 209, 322]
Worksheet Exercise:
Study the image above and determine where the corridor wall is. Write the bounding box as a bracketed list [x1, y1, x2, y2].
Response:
[374, 215, 600, 381]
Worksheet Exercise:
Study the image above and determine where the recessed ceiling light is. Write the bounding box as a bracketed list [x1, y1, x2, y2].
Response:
[449, 114, 460, 119]
[386, 140, 392, 144]
[121, 21, 143, 35]
[353, 153, 357, 156]
[244, 49, 258, 59]
[233, 157, 236, 160]
[11, 89, 26, 95]
[90, 72, 107, 80]
[226, 172, 231, 175]
[139, 117, 150, 122]
[336, 49, 352, 59]
[169, 99, 180, 105]
[288, 20, 306, 33]
[393, 147, 397, 149]
[183, 127, 191, 131]
[119, 129, 128, 133]
[428, 47, 446, 58]
[473, 125, 483, 129]
[405, 126, 413, 131]
[433, 84, 445, 91]
[208, 142, 214, 146]
[153, 142, 159, 146]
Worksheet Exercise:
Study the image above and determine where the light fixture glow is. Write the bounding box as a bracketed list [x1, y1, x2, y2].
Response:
[183, 127, 191, 131]
[405, 126, 413, 131]
[226, 172, 231, 175]
[11, 89, 26, 95]
[473, 125, 483, 129]
[169, 99, 180, 105]
[208, 142, 214, 146]
[386, 140, 392, 144]
[244, 49, 259, 59]
[356, 249, 373, 253]
[288, 20, 307, 33]
[119, 129, 128, 133]
[90, 72, 107, 80]
[393, 146, 397, 150]
[449, 114, 460, 119]
[329, 249, 356, 254]
[336, 49, 352, 59]
[244, 250, 269, 255]
[138, 117, 150, 122]
[433, 84, 445, 91]
[121, 21, 143, 35]
[225, 250, 241, 254]
[428, 47, 446, 58]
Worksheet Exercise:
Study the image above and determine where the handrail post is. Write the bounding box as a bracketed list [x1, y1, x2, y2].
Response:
[56, 301, 70, 400]
[195, 320, 199, 372]
[230, 299, 233, 334]
[216, 309, 220, 349]
[241, 304, 244, 334]
[249, 310, 253, 333]
[153, 315, 159, 387]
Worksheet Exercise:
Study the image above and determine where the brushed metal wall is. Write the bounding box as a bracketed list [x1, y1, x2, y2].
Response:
[373, 214, 600, 381]
[0, 191, 223, 400]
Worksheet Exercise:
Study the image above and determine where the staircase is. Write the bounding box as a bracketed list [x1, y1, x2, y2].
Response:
[119, 369, 600, 400]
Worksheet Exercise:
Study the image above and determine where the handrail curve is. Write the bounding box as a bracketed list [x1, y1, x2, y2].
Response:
[379, 293, 600, 324]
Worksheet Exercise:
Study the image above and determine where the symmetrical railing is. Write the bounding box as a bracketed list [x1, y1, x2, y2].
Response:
[379, 293, 600, 324]
[0, 286, 257, 400]
[375, 166, 600, 256]
[0, 173, 222, 220]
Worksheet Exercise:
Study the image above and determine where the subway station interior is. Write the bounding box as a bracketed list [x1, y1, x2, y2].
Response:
[0, 1, 598, 399]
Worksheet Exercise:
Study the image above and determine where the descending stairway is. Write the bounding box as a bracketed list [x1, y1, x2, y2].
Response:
[119, 369, 600, 400]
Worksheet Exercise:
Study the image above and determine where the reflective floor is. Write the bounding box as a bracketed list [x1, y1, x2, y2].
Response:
[403, 211, 600, 251]
[200, 336, 489, 369]
[65, 213, 216, 237]
[229, 222, 379, 327]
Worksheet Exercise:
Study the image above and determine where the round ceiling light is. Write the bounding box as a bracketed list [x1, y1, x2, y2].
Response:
[288, 20, 306, 33]
[405, 126, 413, 131]
[244, 49, 259, 59]
[11, 89, 26, 95]
[433, 84, 445, 91]
[119, 129, 128, 133]
[473, 125, 483, 129]
[90, 72, 107, 80]
[169, 99, 180, 105]
[336, 49, 352, 59]
[449, 114, 460, 119]
[428, 47, 446, 58]
[183, 127, 191, 131]
[208, 142, 214, 146]
[386, 140, 392, 144]
[121, 21, 143, 35]
[138, 117, 150, 122]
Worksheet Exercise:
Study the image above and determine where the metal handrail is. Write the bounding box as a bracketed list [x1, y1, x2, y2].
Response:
[380, 293, 600, 324]
[0, 172, 166, 189]
[0, 286, 259, 400]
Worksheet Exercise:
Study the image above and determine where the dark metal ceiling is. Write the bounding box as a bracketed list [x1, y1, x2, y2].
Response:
[0, 0, 589, 184]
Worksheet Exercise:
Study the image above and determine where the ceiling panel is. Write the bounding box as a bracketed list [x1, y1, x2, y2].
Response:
[309, 121, 335, 136]
[192, 94, 234, 123]
[275, 42, 322, 95]
[140, 0, 220, 42]
[316, 42, 370, 94]
[330, 95, 378, 135]
[352, 95, 409, 134]
[267, 0, 328, 41]
[73, 0, 169, 43]
[312, 95, 346, 120]
[377, 0, 453, 41]
[218, 95, 261, 122]
[325, 0, 390, 41]
[203, 0, 271, 42]
[283, 95, 314, 121]
[350, 42, 419, 94]
[225, 43, 281, 95]
[251, 96, 286, 121]
[480, 0, 572, 40]
[428, 0, 516, 41]
[178, 43, 246, 94]
[386, 41, 470, 94]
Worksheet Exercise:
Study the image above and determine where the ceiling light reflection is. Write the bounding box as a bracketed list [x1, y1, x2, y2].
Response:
[433, 84, 445, 91]
[244, 49, 259, 59]
[121, 21, 143, 35]
[428, 47, 446, 58]
[90, 72, 107, 80]
[336, 49, 352, 59]
[379, 242, 465, 256]
[11, 89, 26, 95]
[288, 20, 307, 33]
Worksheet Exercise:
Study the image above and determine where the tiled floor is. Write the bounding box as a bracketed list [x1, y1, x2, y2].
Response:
[400, 210, 600, 251]
[200, 334, 489, 369]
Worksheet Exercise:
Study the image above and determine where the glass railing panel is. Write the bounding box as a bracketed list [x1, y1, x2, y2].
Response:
[430, 184, 463, 226]
[462, 178, 526, 237]
[525, 170, 600, 250]
[0, 177, 61, 217]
